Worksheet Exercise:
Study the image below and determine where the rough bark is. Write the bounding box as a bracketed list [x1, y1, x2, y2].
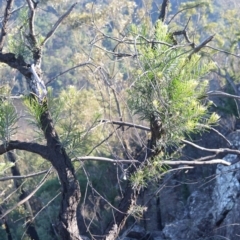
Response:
[0, 206, 13, 240]
[158, 0, 169, 23]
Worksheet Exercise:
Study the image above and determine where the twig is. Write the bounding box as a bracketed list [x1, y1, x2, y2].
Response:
[167, 3, 205, 25]
[206, 45, 240, 59]
[197, 123, 232, 146]
[41, 3, 77, 46]
[46, 61, 92, 85]
[100, 119, 151, 131]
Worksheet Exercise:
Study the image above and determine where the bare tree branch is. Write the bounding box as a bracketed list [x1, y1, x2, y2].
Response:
[207, 91, 240, 100]
[197, 123, 232, 146]
[182, 139, 240, 155]
[162, 159, 230, 166]
[206, 45, 240, 59]
[0, 169, 50, 181]
[167, 3, 206, 25]
[46, 61, 92, 85]
[188, 35, 215, 59]
[100, 119, 151, 131]
[0, 0, 14, 51]
[0, 141, 49, 160]
[73, 156, 139, 163]
[41, 3, 77, 46]
[0, 167, 52, 219]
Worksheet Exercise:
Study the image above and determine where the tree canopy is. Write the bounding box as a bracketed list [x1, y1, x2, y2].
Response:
[0, 0, 240, 239]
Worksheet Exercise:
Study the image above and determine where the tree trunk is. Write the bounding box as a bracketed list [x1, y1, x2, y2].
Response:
[40, 109, 81, 239]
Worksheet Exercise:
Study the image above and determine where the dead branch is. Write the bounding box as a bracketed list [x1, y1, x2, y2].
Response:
[0, 0, 14, 51]
[162, 159, 230, 166]
[182, 139, 240, 155]
[207, 91, 240, 100]
[197, 123, 232, 146]
[73, 156, 139, 164]
[206, 45, 240, 59]
[188, 35, 215, 59]
[41, 3, 77, 46]
[101, 119, 151, 131]
[46, 61, 92, 85]
[0, 169, 49, 181]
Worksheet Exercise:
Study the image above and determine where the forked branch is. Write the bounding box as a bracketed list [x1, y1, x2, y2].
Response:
[26, 0, 38, 46]
[0, 0, 14, 51]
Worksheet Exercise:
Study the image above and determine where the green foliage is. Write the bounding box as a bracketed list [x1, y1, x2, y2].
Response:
[0, 98, 18, 144]
[129, 21, 219, 148]
[7, 8, 32, 59]
[49, 86, 105, 156]
[0, 161, 15, 174]
[23, 96, 47, 130]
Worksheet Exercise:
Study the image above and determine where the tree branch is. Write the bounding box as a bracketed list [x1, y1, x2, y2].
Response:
[41, 3, 77, 46]
[167, 3, 206, 25]
[0, 169, 50, 181]
[207, 90, 240, 100]
[0, 141, 49, 160]
[188, 35, 215, 59]
[206, 45, 240, 59]
[0, 52, 30, 76]
[182, 139, 240, 155]
[73, 156, 139, 164]
[100, 119, 151, 131]
[162, 159, 230, 166]
[46, 61, 91, 85]
[0, 0, 14, 51]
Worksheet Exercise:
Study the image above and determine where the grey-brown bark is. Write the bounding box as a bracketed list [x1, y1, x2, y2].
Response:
[0, 206, 13, 240]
